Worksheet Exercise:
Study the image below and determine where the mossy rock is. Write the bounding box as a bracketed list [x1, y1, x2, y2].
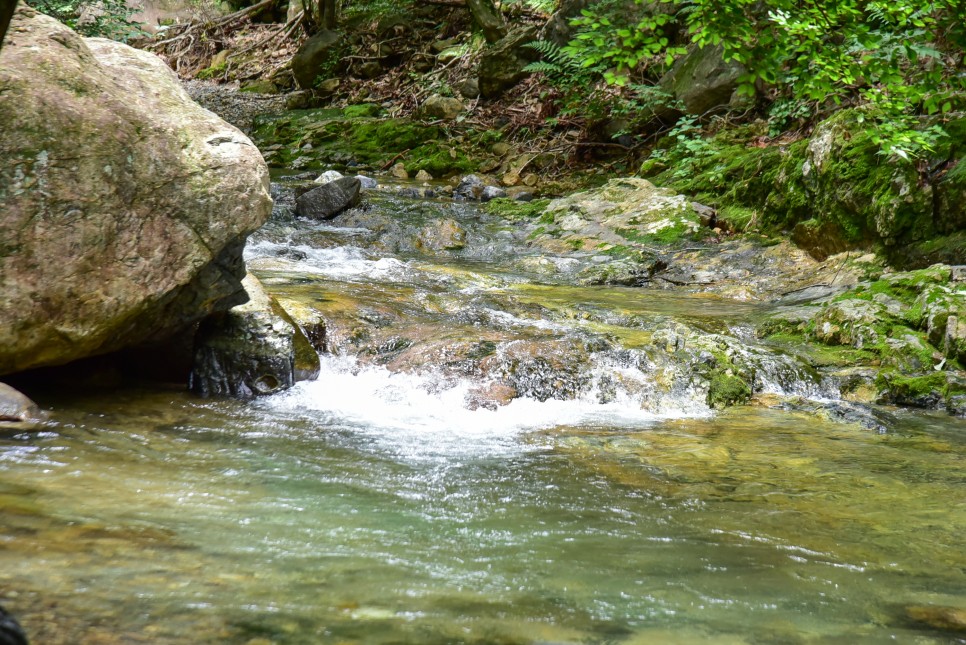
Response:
[707, 371, 752, 408]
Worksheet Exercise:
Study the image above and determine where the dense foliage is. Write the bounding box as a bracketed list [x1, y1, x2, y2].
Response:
[558, 0, 966, 158]
[25, 0, 144, 40]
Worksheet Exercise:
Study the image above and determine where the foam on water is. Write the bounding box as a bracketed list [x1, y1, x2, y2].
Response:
[245, 240, 411, 281]
[259, 355, 705, 459]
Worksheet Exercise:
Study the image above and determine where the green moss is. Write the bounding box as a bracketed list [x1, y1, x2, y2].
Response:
[483, 198, 552, 221]
[707, 372, 752, 409]
[343, 104, 384, 119]
[616, 221, 700, 247]
[197, 62, 226, 80]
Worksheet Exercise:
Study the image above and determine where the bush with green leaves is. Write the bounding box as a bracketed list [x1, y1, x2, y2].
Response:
[562, 0, 966, 159]
[26, 0, 145, 41]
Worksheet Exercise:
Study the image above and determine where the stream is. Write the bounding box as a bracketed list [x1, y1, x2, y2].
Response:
[1, 179, 964, 644]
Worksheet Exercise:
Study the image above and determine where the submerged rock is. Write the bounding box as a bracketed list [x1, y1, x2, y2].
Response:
[0, 8, 271, 376]
[190, 274, 320, 399]
[295, 177, 362, 219]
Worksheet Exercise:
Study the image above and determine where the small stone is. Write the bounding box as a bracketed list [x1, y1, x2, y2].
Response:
[313, 169, 344, 184]
[501, 170, 520, 187]
[491, 142, 511, 157]
[355, 174, 378, 190]
[481, 185, 507, 202]
[454, 174, 485, 200]
[522, 173, 539, 187]
[391, 163, 409, 180]
[316, 78, 340, 94]
[952, 265, 966, 282]
[415, 169, 433, 182]
[459, 77, 480, 99]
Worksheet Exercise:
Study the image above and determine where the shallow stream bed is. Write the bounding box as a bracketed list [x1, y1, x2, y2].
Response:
[1, 185, 964, 644]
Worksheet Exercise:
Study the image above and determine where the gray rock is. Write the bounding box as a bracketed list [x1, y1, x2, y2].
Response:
[420, 94, 464, 120]
[355, 174, 378, 190]
[481, 185, 507, 201]
[190, 274, 319, 399]
[454, 174, 485, 200]
[478, 26, 538, 98]
[0, 382, 46, 426]
[295, 177, 362, 219]
[291, 29, 345, 90]
[0, 9, 272, 376]
[659, 44, 745, 117]
[458, 77, 480, 99]
[314, 169, 344, 184]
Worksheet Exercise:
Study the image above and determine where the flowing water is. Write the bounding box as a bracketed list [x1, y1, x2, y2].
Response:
[1, 183, 964, 644]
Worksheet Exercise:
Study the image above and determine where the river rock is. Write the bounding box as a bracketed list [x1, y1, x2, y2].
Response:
[190, 274, 320, 399]
[0, 8, 272, 376]
[415, 169, 434, 182]
[455, 174, 486, 199]
[416, 219, 466, 252]
[481, 186, 507, 201]
[314, 169, 344, 184]
[295, 177, 361, 219]
[355, 174, 378, 190]
[0, 382, 46, 427]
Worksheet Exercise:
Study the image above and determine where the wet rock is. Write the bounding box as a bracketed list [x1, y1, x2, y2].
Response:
[0, 382, 46, 428]
[419, 95, 464, 120]
[190, 274, 320, 399]
[0, 9, 272, 376]
[0, 605, 27, 645]
[481, 185, 507, 201]
[415, 169, 434, 182]
[813, 299, 889, 348]
[291, 29, 345, 90]
[944, 314, 966, 364]
[416, 219, 467, 252]
[455, 174, 486, 200]
[355, 174, 378, 190]
[465, 383, 518, 410]
[577, 257, 665, 287]
[775, 396, 895, 432]
[295, 177, 362, 220]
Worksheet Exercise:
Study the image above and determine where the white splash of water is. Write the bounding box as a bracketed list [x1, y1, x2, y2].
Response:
[245, 241, 411, 281]
[258, 355, 700, 459]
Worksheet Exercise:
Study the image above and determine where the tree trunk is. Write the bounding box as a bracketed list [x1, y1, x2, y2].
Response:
[0, 0, 16, 52]
[466, 0, 505, 43]
[319, 0, 336, 29]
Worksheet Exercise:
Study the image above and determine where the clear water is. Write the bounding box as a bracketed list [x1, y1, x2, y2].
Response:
[2, 189, 964, 644]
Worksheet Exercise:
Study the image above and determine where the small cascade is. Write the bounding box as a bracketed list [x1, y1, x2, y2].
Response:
[244, 179, 841, 431]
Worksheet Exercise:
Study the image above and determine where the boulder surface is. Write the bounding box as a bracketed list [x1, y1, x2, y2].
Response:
[0, 8, 272, 375]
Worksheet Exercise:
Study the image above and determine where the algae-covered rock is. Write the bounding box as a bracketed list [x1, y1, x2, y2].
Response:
[530, 177, 703, 256]
[0, 8, 272, 376]
[190, 274, 319, 399]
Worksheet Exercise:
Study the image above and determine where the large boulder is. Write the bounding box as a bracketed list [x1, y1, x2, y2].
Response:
[0, 8, 272, 375]
[291, 29, 345, 90]
[659, 45, 745, 117]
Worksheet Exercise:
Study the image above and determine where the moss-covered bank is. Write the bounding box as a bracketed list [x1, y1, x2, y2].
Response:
[641, 110, 966, 268]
